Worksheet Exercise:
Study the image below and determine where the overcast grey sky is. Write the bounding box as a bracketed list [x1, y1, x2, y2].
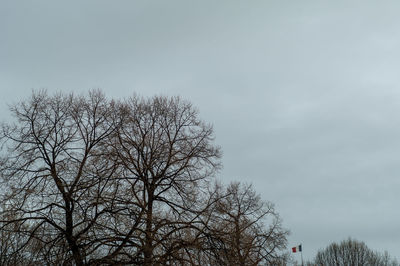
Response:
[2, 0, 400, 262]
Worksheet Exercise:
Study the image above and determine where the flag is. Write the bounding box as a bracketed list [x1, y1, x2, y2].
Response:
[292, 244, 302, 253]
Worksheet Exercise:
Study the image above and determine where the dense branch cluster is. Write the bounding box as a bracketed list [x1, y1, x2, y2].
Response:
[0, 91, 288, 265]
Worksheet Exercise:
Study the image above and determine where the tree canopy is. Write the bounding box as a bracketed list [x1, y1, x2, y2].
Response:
[313, 238, 399, 266]
[0, 90, 289, 265]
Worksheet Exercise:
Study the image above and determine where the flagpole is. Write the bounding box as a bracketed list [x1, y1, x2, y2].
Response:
[301, 243, 303, 266]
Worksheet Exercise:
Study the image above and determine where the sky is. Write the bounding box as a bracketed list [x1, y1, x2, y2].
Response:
[2, 0, 400, 262]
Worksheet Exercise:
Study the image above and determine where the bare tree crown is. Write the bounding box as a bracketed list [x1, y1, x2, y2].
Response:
[0, 90, 288, 265]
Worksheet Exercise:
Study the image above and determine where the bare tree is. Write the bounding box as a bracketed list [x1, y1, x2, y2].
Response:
[0, 90, 130, 265]
[199, 182, 289, 266]
[314, 238, 399, 266]
[109, 95, 222, 265]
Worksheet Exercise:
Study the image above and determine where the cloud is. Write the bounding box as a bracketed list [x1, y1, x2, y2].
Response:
[2, 0, 400, 261]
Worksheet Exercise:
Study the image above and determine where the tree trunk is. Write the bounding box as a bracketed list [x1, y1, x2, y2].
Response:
[143, 194, 154, 266]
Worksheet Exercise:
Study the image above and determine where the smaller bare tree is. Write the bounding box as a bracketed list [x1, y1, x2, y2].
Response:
[314, 238, 399, 266]
[200, 182, 289, 266]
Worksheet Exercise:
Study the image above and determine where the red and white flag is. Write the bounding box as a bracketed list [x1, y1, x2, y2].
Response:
[292, 244, 302, 253]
